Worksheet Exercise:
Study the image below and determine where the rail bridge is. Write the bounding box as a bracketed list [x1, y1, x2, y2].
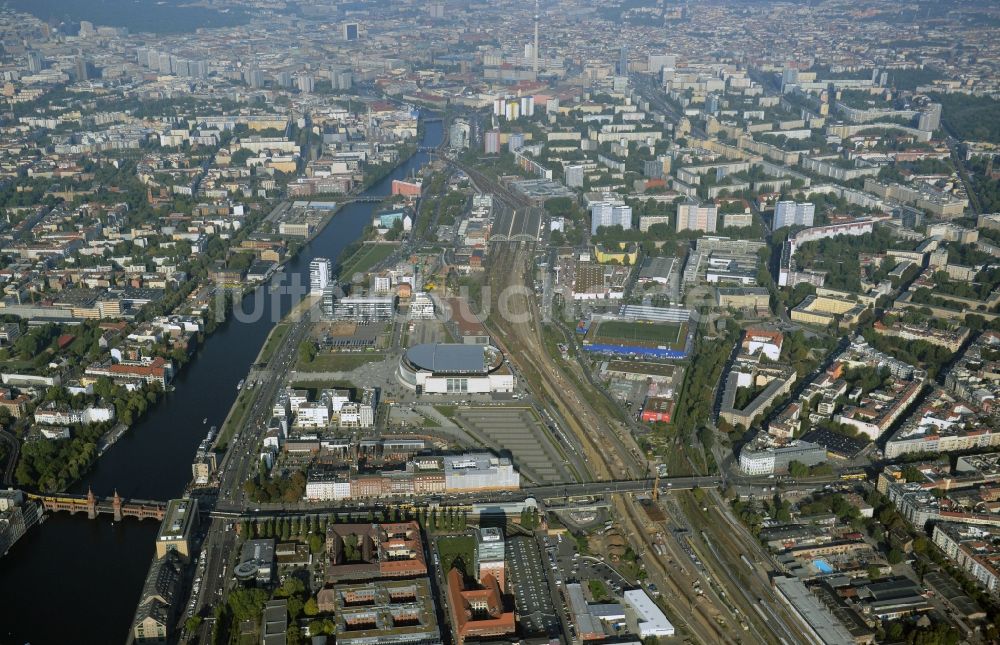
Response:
[342, 196, 386, 204]
[27, 489, 167, 522]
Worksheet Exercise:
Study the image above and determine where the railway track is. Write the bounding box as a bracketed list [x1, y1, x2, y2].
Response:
[480, 240, 751, 643]
[679, 491, 810, 644]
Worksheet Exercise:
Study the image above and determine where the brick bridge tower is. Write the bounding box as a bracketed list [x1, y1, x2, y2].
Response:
[86, 488, 97, 520]
[112, 490, 123, 522]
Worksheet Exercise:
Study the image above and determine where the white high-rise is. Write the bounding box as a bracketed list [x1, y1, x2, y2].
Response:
[773, 201, 815, 229]
[590, 201, 632, 234]
[310, 258, 331, 294]
[676, 202, 718, 233]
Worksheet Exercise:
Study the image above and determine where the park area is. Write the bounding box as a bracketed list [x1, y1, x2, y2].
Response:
[339, 242, 396, 279]
[436, 535, 476, 581]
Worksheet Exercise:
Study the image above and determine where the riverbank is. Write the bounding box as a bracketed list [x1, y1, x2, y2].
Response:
[216, 294, 319, 450]
[0, 118, 444, 645]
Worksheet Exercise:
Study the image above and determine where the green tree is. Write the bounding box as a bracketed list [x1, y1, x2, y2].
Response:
[297, 340, 316, 364]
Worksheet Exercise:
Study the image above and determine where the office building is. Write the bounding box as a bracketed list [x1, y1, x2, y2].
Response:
[235, 539, 275, 584]
[155, 498, 198, 560]
[332, 69, 353, 90]
[773, 201, 815, 229]
[0, 490, 41, 556]
[344, 22, 359, 40]
[326, 522, 427, 582]
[676, 202, 718, 233]
[309, 258, 331, 294]
[442, 452, 521, 491]
[476, 527, 506, 590]
[446, 568, 514, 645]
[329, 295, 395, 322]
[322, 578, 441, 645]
[132, 551, 183, 643]
[739, 440, 827, 476]
[590, 200, 632, 234]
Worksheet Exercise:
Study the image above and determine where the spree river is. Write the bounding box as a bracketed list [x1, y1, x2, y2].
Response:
[0, 120, 442, 645]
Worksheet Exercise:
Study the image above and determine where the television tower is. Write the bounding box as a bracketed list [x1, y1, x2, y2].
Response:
[533, 0, 539, 76]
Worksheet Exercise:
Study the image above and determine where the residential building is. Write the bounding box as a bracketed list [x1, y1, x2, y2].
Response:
[773, 201, 815, 229]
[484, 130, 500, 154]
[310, 258, 331, 294]
[262, 599, 288, 645]
[676, 202, 718, 233]
[932, 523, 1000, 594]
[590, 200, 632, 234]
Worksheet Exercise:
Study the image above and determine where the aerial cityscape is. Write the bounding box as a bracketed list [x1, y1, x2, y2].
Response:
[0, 0, 1000, 643]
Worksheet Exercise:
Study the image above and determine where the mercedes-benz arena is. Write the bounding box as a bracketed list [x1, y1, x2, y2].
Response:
[398, 343, 513, 394]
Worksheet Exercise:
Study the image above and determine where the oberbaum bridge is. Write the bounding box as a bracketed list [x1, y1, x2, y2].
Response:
[26, 489, 167, 522]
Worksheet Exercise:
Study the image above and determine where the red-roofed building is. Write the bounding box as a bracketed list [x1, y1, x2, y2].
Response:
[392, 179, 422, 197]
[641, 396, 674, 423]
[0, 388, 30, 418]
[85, 356, 174, 386]
[445, 569, 515, 645]
[742, 328, 784, 361]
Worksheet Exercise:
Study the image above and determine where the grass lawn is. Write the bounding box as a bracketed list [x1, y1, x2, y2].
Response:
[297, 352, 385, 372]
[340, 243, 397, 278]
[218, 389, 253, 449]
[588, 579, 610, 602]
[433, 404, 458, 419]
[437, 535, 476, 580]
[258, 323, 290, 364]
[592, 320, 683, 345]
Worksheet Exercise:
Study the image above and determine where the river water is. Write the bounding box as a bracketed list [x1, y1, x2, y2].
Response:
[0, 120, 442, 644]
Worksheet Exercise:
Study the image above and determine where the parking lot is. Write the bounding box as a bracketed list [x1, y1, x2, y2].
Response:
[544, 533, 629, 595]
[455, 407, 574, 485]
